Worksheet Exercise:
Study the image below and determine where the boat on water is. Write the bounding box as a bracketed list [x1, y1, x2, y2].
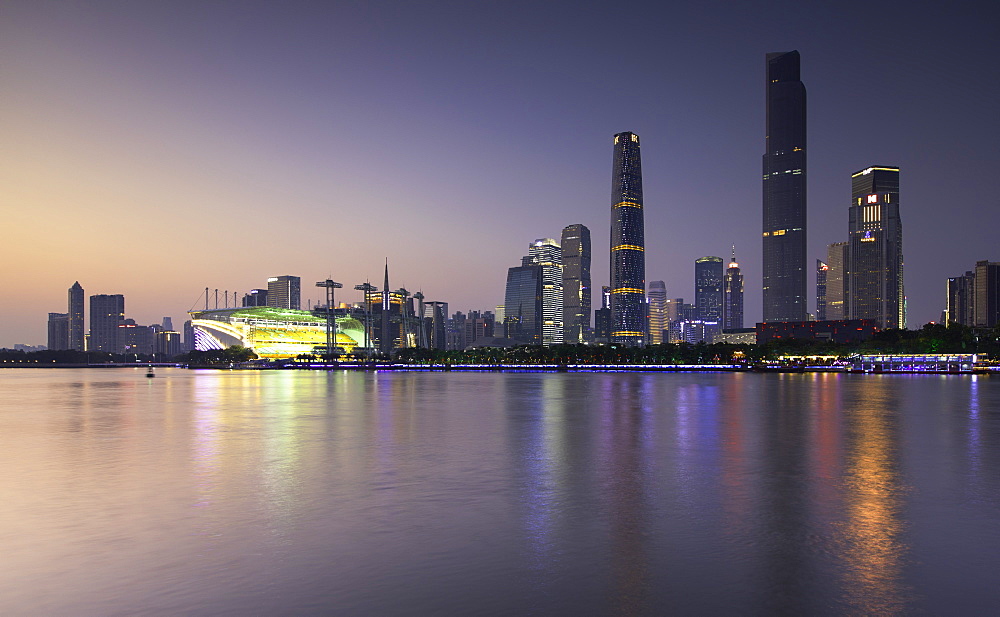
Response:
[146, 366, 155, 378]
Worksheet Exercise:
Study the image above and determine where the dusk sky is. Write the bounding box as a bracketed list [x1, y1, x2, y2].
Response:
[3, 1, 998, 347]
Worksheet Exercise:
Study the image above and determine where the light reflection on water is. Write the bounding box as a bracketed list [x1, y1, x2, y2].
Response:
[0, 368, 998, 615]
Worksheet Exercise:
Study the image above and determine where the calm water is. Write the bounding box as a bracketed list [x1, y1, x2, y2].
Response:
[1, 369, 998, 615]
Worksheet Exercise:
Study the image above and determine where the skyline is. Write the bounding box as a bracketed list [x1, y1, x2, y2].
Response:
[3, 2, 999, 347]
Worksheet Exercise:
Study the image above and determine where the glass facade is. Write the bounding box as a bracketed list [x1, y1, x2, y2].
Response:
[561, 224, 591, 344]
[503, 265, 542, 344]
[846, 166, 903, 329]
[610, 132, 645, 345]
[762, 50, 807, 322]
[723, 255, 744, 330]
[695, 256, 724, 322]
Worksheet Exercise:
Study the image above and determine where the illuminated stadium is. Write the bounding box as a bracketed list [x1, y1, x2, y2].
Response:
[190, 307, 366, 359]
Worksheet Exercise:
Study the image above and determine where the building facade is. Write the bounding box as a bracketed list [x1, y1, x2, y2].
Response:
[504, 264, 542, 344]
[528, 238, 563, 346]
[89, 294, 125, 353]
[973, 261, 1000, 328]
[68, 282, 85, 351]
[762, 50, 807, 322]
[267, 276, 301, 310]
[723, 251, 744, 330]
[846, 165, 904, 329]
[561, 224, 591, 344]
[646, 281, 667, 345]
[825, 242, 848, 320]
[47, 312, 69, 351]
[816, 259, 828, 321]
[610, 131, 646, 345]
[695, 256, 724, 323]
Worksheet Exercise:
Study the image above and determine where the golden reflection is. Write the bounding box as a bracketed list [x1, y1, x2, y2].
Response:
[840, 377, 910, 613]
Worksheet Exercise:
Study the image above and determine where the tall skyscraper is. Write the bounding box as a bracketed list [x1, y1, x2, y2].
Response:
[90, 294, 125, 352]
[647, 281, 667, 344]
[610, 131, 646, 345]
[695, 256, 724, 322]
[973, 260, 1000, 328]
[528, 238, 563, 346]
[846, 165, 904, 329]
[561, 224, 591, 344]
[68, 282, 85, 351]
[762, 50, 807, 322]
[504, 263, 542, 344]
[825, 242, 848, 320]
[723, 249, 744, 329]
[816, 259, 828, 321]
[267, 276, 301, 310]
[47, 313, 69, 350]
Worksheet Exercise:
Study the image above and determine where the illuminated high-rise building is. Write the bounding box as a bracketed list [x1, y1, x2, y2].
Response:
[762, 50, 807, 322]
[68, 282, 85, 351]
[89, 294, 125, 352]
[267, 276, 301, 310]
[561, 224, 591, 344]
[504, 263, 542, 344]
[825, 242, 848, 320]
[816, 259, 828, 320]
[695, 256, 724, 322]
[528, 238, 563, 346]
[610, 131, 645, 345]
[846, 165, 903, 329]
[647, 281, 667, 344]
[973, 261, 1000, 328]
[723, 250, 744, 330]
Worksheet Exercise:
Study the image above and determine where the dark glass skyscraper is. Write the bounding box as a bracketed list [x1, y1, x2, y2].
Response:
[762, 50, 807, 322]
[846, 165, 903, 329]
[610, 131, 645, 345]
[90, 294, 125, 353]
[695, 256, 724, 322]
[503, 264, 542, 344]
[561, 224, 591, 344]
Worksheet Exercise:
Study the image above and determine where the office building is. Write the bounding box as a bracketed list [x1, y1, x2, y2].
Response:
[825, 242, 848, 320]
[647, 281, 667, 345]
[973, 261, 1000, 327]
[846, 166, 903, 329]
[504, 263, 542, 344]
[47, 313, 69, 350]
[243, 289, 268, 307]
[593, 285, 611, 344]
[527, 238, 563, 346]
[816, 260, 828, 321]
[695, 256, 724, 322]
[610, 131, 646, 345]
[68, 282, 85, 351]
[89, 294, 125, 353]
[757, 319, 877, 344]
[946, 271, 975, 326]
[561, 224, 591, 344]
[723, 250, 744, 330]
[762, 50, 807, 322]
[267, 276, 301, 310]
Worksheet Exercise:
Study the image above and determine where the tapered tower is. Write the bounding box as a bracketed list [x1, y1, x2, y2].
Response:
[610, 132, 645, 345]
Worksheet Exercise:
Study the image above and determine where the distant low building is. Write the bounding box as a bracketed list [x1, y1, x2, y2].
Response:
[757, 319, 877, 344]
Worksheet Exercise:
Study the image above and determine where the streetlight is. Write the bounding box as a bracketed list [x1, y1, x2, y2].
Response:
[316, 280, 343, 362]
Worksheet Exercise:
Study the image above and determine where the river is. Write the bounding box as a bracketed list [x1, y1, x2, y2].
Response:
[1, 368, 997, 615]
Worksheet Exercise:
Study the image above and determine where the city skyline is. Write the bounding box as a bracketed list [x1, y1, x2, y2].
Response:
[3, 2, 999, 347]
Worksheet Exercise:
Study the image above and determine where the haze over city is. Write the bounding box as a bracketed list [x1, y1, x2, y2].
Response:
[3, 0, 998, 348]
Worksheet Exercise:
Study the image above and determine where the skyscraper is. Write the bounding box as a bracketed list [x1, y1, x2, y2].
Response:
[528, 238, 563, 346]
[816, 259, 828, 321]
[846, 166, 903, 329]
[695, 256, 724, 322]
[267, 276, 301, 310]
[762, 50, 807, 322]
[610, 131, 645, 345]
[973, 260, 1000, 328]
[48, 312, 69, 350]
[723, 250, 744, 330]
[561, 224, 591, 344]
[647, 281, 667, 344]
[946, 271, 975, 326]
[89, 294, 125, 352]
[504, 263, 542, 344]
[68, 282, 85, 351]
[825, 242, 848, 320]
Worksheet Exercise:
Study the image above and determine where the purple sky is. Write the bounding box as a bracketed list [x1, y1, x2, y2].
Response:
[2, 1, 998, 347]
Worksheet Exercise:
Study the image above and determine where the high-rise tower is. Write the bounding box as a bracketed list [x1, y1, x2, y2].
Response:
[89, 294, 125, 353]
[647, 281, 667, 344]
[561, 224, 591, 344]
[695, 256, 724, 323]
[610, 131, 645, 345]
[846, 166, 903, 329]
[723, 249, 744, 330]
[528, 238, 563, 346]
[762, 51, 807, 322]
[267, 276, 301, 310]
[68, 282, 85, 351]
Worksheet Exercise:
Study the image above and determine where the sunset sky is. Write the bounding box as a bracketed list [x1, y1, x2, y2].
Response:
[2, 1, 998, 347]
